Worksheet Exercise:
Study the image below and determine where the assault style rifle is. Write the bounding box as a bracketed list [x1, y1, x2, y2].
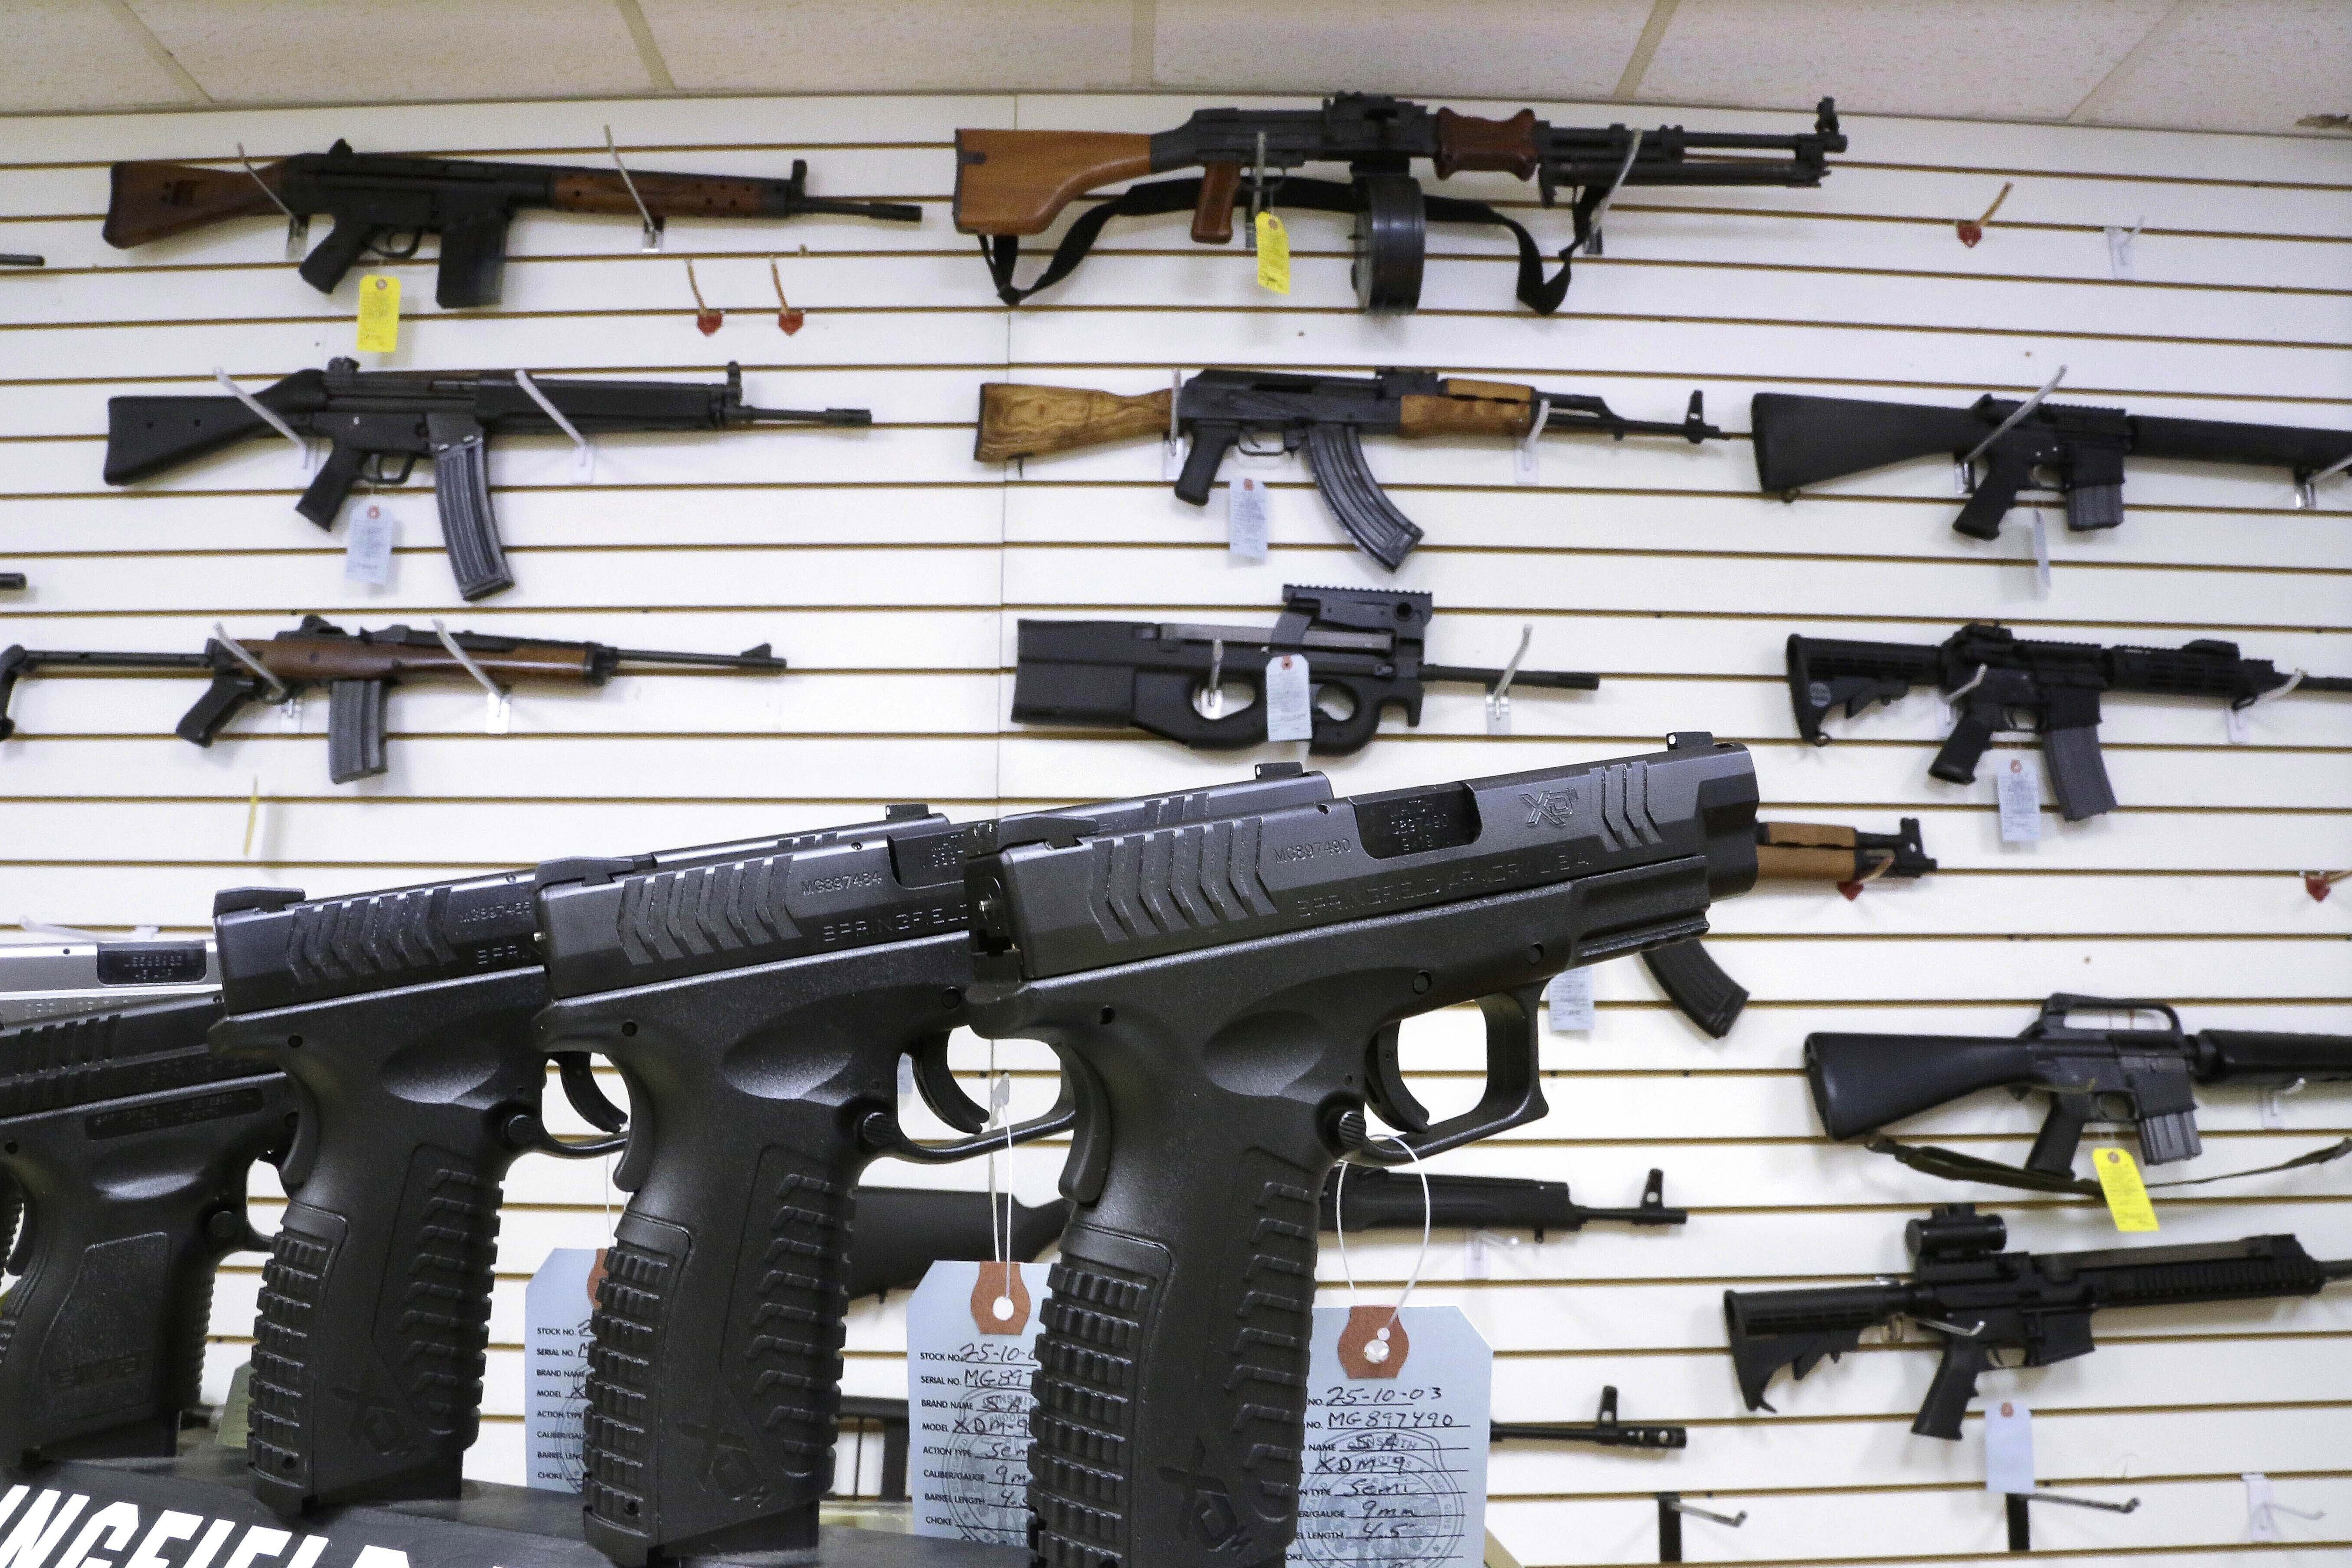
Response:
[1644, 819, 1935, 1037]
[1807, 994, 2352, 1192]
[960, 735, 1758, 1568]
[0, 995, 291, 1464]
[1013, 585, 1599, 753]
[0, 935, 216, 1026]
[1789, 624, 2352, 820]
[977, 369, 1719, 569]
[955, 94, 1844, 313]
[1752, 390, 2352, 542]
[1726, 1204, 2352, 1438]
[106, 140, 920, 306]
[105, 359, 868, 598]
[0, 614, 785, 784]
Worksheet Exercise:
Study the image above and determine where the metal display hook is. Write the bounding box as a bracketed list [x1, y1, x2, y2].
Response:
[432, 617, 512, 734]
[2295, 447, 2352, 509]
[2004, 1489, 2141, 1553]
[1959, 364, 2067, 492]
[237, 141, 309, 259]
[212, 367, 314, 470]
[1486, 624, 1533, 735]
[512, 368, 594, 481]
[1657, 1493, 1745, 1562]
[604, 124, 663, 250]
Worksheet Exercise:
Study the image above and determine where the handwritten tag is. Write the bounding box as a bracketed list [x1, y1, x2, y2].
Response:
[907, 1259, 1054, 1547]
[2092, 1146, 2160, 1232]
[1296, 1306, 1491, 1568]
[356, 273, 401, 353]
[1996, 755, 2043, 844]
[1264, 653, 1313, 743]
[1255, 212, 1291, 294]
[523, 1246, 606, 1491]
[1984, 1400, 2035, 1494]
[1545, 968, 1596, 1033]
[343, 502, 396, 585]
[1228, 476, 1270, 560]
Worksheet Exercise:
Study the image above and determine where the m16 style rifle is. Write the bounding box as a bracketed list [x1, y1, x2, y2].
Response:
[1643, 819, 1935, 1037]
[105, 359, 868, 598]
[0, 614, 786, 784]
[1752, 390, 2352, 541]
[1788, 624, 2352, 820]
[0, 935, 216, 1026]
[954, 94, 1845, 313]
[1725, 1205, 2352, 1438]
[105, 140, 920, 306]
[1013, 585, 1600, 753]
[1806, 993, 2352, 1193]
[527, 774, 1326, 1565]
[0, 995, 291, 1466]
[959, 735, 1758, 1568]
[976, 369, 1720, 569]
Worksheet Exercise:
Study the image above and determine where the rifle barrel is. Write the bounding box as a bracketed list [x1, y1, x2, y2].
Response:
[1420, 663, 1602, 691]
[608, 645, 790, 672]
[739, 406, 872, 426]
[20, 649, 215, 672]
[790, 196, 924, 224]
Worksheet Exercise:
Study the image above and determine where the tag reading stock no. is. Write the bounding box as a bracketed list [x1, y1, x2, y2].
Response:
[1545, 968, 1597, 1033]
[343, 502, 396, 585]
[2092, 1146, 2161, 1233]
[1229, 475, 1271, 560]
[1256, 212, 1292, 294]
[1984, 1400, 2036, 1495]
[1996, 755, 2043, 844]
[1299, 1305, 1493, 1568]
[1265, 652, 1314, 742]
[523, 1246, 606, 1491]
[907, 1259, 1053, 1547]
[356, 273, 401, 353]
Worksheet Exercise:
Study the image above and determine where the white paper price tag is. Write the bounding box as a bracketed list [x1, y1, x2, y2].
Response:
[907, 1260, 1054, 1547]
[1996, 755, 2043, 844]
[1228, 477, 1270, 561]
[343, 503, 396, 585]
[1264, 653, 1313, 742]
[1545, 968, 1596, 1033]
[1294, 1306, 1492, 1568]
[1984, 1400, 2035, 1495]
[523, 1247, 605, 1492]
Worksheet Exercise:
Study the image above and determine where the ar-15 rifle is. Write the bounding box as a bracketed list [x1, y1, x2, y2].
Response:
[960, 735, 1757, 1568]
[106, 140, 919, 307]
[1013, 585, 1599, 753]
[0, 935, 216, 1026]
[1807, 993, 2352, 1193]
[1789, 624, 2351, 820]
[1752, 390, 2352, 542]
[1643, 819, 1936, 1037]
[105, 359, 868, 598]
[954, 94, 1845, 314]
[977, 369, 1719, 569]
[0, 995, 291, 1465]
[0, 614, 785, 784]
[1726, 1204, 2352, 1439]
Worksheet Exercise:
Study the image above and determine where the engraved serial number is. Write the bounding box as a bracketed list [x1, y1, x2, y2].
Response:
[1272, 838, 1352, 863]
[804, 871, 888, 896]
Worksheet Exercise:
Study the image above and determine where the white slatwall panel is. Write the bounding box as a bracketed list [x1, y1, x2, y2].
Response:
[3, 89, 2348, 1564]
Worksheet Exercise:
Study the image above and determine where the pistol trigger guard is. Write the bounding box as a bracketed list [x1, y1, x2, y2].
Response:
[1356, 986, 1551, 1164]
[553, 1051, 628, 1133]
[909, 1031, 991, 1135]
[1363, 1023, 1433, 1135]
[860, 1085, 1078, 1166]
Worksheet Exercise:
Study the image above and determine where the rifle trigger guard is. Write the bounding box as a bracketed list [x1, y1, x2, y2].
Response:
[360, 451, 419, 487]
[1350, 985, 1550, 1164]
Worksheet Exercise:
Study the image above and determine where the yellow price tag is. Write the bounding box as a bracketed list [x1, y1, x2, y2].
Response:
[2091, 1146, 2159, 1232]
[1255, 212, 1290, 295]
[356, 273, 401, 353]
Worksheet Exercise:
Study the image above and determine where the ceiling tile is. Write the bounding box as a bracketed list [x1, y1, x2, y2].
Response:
[0, 0, 198, 114]
[2075, 0, 2352, 134]
[636, 0, 1133, 93]
[1152, 0, 1657, 99]
[1637, 0, 2178, 121]
[124, 0, 654, 105]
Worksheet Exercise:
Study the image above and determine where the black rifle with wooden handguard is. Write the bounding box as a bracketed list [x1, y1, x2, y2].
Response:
[1013, 585, 1599, 753]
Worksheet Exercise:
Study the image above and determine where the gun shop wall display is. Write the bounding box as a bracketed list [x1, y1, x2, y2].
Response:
[0, 63, 2345, 1568]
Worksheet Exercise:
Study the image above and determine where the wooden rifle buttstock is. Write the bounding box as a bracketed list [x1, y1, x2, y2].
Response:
[104, 159, 291, 249]
[975, 384, 1173, 463]
[953, 130, 1154, 236]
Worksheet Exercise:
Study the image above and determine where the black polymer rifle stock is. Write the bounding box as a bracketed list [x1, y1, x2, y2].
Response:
[105, 359, 868, 599]
[1642, 818, 1935, 1037]
[0, 614, 785, 784]
[1808, 994, 2352, 1193]
[955, 94, 1844, 313]
[1752, 389, 2352, 542]
[1013, 584, 1600, 753]
[106, 140, 919, 307]
[1726, 1204, 2352, 1438]
[1789, 623, 2352, 820]
[960, 734, 1758, 1568]
[0, 995, 290, 1466]
[976, 369, 1720, 569]
[528, 772, 1326, 1563]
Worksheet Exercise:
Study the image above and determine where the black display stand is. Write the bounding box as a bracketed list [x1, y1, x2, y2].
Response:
[11, 1449, 1024, 1568]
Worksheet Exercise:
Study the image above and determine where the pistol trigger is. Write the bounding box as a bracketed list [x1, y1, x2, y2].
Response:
[1365, 1024, 1433, 1135]
[554, 1051, 627, 1133]
[910, 1031, 990, 1134]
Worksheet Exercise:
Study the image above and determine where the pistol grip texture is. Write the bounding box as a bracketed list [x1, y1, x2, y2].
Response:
[583, 1118, 862, 1563]
[1928, 703, 2000, 785]
[297, 217, 377, 296]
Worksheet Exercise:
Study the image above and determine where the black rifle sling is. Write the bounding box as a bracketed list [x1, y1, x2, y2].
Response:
[982, 175, 1575, 312]
[1864, 1134, 2352, 1199]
